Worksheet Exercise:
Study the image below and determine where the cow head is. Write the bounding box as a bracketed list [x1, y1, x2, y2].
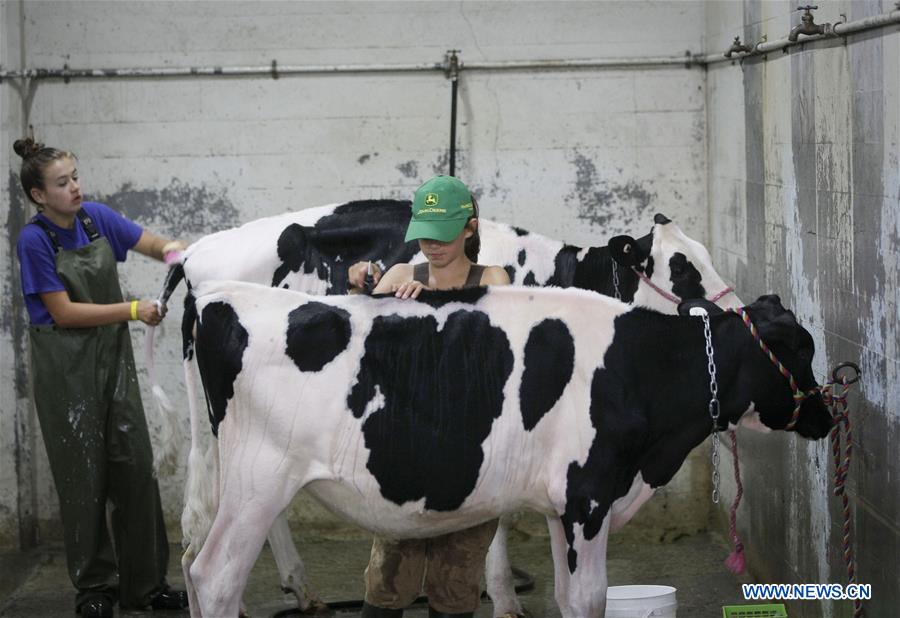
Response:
[680, 295, 832, 440]
[611, 213, 741, 313]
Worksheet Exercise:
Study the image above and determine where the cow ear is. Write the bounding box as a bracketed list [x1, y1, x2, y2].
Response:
[609, 235, 645, 266]
[677, 298, 724, 316]
[654, 213, 672, 225]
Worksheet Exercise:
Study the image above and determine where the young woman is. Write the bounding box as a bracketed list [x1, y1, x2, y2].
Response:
[348, 175, 510, 618]
[347, 176, 509, 295]
[14, 138, 188, 618]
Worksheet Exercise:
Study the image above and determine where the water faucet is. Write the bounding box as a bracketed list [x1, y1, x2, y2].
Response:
[724, 36, 754, 58]
[788, 5, 826, 41]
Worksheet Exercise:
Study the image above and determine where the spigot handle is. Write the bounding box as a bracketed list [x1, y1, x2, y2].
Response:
[797, 5, 818, 12]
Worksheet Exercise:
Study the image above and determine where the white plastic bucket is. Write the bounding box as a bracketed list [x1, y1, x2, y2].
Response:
[604, 585, 678, 618]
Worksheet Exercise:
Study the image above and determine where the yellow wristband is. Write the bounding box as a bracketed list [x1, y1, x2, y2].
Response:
[130, 300, 139, 321]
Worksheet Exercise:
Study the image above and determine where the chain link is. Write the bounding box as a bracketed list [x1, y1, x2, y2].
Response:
[612, 262, 621, 300]
[700, 312, 722, 504]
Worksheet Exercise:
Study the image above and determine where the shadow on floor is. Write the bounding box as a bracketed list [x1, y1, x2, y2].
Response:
[1, 520, 753, 617]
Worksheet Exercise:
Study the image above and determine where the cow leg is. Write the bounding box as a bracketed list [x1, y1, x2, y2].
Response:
[609, 475, 654, 533]
[190, 448, 296, 617]
[182, 541, 201, 618]
[484, 513, 524, 617]
[268, 510, 328, 612]
[546, 515, 609, 618]
[190, 498, 278, 616]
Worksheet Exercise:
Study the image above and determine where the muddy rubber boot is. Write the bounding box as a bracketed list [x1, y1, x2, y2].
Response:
[360, 602, 403, 618]
[427, 608, 474, 618]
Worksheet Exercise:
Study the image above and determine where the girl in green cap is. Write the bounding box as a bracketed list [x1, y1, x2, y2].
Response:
[349, 175, 509, 297]
[349, 175, 510, 617]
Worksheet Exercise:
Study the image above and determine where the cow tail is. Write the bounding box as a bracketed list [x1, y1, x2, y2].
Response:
[145, 262, 186, 476]
[181, 294, 219, 555]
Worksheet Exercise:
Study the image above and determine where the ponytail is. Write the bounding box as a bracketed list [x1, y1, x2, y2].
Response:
[464, 196, 481, 262]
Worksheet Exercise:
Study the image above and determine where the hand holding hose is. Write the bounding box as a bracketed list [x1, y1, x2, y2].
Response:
[135, 299, 166, 326]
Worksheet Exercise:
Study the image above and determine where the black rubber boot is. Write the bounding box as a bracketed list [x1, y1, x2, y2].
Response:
[360, 602, 404, 618]
[149, 586, 190, 610]
[427, 608, 474, 618]
[76, 594, 113, 618]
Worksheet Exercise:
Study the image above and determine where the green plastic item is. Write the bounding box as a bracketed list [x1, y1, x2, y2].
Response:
[722, 604, 788, 618]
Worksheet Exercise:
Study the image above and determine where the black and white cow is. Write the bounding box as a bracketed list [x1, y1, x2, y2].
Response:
[165, 200, 731, 303]
[153, 203, 741, 615]
[181, 282, 830, 617]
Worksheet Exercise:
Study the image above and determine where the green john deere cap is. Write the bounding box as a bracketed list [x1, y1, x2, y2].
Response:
[404, 175, 475, 242]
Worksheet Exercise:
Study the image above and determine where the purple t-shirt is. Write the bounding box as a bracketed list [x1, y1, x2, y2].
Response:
[17, 202, 143, 325]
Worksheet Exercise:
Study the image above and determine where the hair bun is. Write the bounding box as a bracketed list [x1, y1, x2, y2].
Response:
[13, 138, 44, 160]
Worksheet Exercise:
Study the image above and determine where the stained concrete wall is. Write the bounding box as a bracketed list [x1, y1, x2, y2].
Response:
[706, 1, 899, 616]
[0, 1, 710, 550]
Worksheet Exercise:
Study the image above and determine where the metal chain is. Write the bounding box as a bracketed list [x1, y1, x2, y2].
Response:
[700, 311, 722, 503]
[612, 262, 621, 300]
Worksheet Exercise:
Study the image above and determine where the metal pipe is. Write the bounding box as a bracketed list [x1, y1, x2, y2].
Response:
[0, 55, 701, 82]
[833, 8, 900, 35]
[460, 56, 702, 70]
[703, 6, 900, 65]
[0, 61, 444, 81]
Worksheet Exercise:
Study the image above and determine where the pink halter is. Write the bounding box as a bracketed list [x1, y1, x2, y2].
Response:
[632, 267, 734, 305]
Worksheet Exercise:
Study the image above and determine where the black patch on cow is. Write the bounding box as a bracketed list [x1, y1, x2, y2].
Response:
[517, 250, 526, 266]
[668, 252, 706, 300]
[271, 200, 419, 294]
[548, 245, 580, 288]
[654, 213, 672, 225]
[347, 310, 514, 511]
[504, 265, 516, 282]
[522, 271, 537, 286]
[547, 245, 636, 301]
[512, 226, 529, 237]
[643, 255, 655, 280]
[557, 301, 829, 571]
[371, 286, 489, 309]
[286, 302, 351, 372]
[520, 319, 575, 430]
[182, 292, 197, 361]
[559, 309, 722, 572]
[195, 301, 249, 436]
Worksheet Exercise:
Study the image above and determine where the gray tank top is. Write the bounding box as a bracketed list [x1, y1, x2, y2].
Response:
[413, 262, 486, 288]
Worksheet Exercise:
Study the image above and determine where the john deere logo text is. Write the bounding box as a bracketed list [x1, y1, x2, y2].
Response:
[418, 208, 446, 214]
[424, 193, 439, 206]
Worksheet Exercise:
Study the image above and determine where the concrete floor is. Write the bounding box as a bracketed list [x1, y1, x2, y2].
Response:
[1, 516, 755, 617]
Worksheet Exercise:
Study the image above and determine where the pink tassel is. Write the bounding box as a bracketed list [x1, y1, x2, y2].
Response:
[725, 545, 746, 574]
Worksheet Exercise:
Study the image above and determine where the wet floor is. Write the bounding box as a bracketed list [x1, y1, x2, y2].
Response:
[1, 516, 753, 617]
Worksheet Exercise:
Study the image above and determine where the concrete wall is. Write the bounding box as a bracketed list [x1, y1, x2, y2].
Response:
[0, 1, 709, 549]
[706, 1, 899, 616]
